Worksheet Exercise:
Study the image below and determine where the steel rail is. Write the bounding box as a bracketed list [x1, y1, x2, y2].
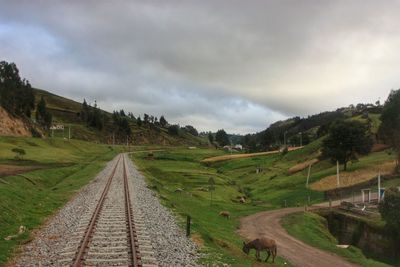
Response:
[123, 155, 141, 267]
[72, 155, 121, 267]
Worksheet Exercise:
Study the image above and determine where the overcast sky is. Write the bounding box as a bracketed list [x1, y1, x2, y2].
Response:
[1, 1, 399, 134]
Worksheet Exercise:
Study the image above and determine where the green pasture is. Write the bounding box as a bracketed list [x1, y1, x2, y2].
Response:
[131, 139, 396, 266]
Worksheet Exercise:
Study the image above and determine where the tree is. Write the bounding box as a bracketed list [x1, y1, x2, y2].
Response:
[379, 89, 400, 170]
[208, 132, 214, 144]
[137, 116, 142, 127]
[0, 61, 34, 117]
[184, 125, 198, 136]
[112, 111, 131, 138]
[81, 99, 89, 122]
[168, 124, 180, 136]
[160, 115, 168, 127]
[321, 120, 373, 170]
[215, 129, 230, 147]
[88, 100, 103, 130]
[379, 187, 400, 237]
[36, 96, 52, 129]
[143, 113, 149, 124]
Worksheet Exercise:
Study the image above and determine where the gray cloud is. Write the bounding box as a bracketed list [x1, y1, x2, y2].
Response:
[0, 1, 399, 133]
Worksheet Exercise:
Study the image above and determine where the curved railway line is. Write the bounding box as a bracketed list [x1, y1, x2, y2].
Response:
[58, 154, 158, 267]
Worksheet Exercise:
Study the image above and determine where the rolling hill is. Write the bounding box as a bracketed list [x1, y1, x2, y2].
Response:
[1, 87, 208, 146]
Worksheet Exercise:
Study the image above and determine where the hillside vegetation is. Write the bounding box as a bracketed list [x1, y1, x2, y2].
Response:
[0, 60, 207, 146]
[32, 88, 207, 146]
[131, 124, 399, 266]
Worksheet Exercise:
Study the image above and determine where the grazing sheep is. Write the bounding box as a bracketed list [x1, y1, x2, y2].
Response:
[219, 211, 230, 219]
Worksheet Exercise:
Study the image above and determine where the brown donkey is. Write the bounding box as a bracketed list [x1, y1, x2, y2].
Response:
[242, 237, 277, 263]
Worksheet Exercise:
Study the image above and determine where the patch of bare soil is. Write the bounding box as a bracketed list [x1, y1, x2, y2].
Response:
[310, 160, 397, 191]
[202, 147, 303, 163]
[371, 143, 390, 152]
[0, 107, 31, 137]
[0, 164, 42, 177]
[288, 158, 319, 174]
[238, 207, 359, 267]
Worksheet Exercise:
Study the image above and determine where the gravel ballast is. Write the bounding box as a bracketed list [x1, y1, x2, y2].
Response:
[11, 154, 200, 267]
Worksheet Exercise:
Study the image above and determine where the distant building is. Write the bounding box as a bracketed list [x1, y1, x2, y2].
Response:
[234, 144, 243, 150]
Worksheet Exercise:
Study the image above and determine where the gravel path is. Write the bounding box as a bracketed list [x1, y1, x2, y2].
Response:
[237, 207, 360, 267]
[9, 154, 200, 267]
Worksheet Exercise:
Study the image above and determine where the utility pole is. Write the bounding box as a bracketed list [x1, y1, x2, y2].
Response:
[306, 164, 312, 188]
[68, 125, 71, 140]
[284, 131, 287, 148]
[378, 169, 381, 203]
[336, 160, 340, 188]
[299, 132, 302, 147]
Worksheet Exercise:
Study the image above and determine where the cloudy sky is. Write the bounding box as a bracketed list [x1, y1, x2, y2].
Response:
[1, 1, 399, 134]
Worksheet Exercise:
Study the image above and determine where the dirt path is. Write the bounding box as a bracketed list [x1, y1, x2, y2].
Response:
[237, 207, 360, 267]
[202, 147, 303, 163]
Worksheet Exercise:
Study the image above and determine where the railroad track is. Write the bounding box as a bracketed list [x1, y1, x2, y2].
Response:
[58, 154, 158, 267]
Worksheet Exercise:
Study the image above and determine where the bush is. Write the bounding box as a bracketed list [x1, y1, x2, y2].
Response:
[379, 187, 400, 236]
[168, 125, 180, 136]
[11, 148, 26, 160]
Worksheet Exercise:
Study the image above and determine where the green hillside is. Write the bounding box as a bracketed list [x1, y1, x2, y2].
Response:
[131, 136, 399, 266]
[32, 88, 207, 146]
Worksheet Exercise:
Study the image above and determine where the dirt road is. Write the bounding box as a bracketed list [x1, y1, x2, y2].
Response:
[237, 207, 359, 267]
[202, 147, 303, 163]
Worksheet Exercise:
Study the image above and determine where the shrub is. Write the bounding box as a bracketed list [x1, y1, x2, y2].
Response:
[11, 148, 26, 160]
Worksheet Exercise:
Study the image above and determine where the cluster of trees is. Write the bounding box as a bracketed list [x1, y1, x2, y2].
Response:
[36, 96, 52, 128]
[206, 129, 230, 147]
[112, 110, 131, 137]
[379, 187, 400, 242]
[215, 129, 230, 146]
[239, 101, 383, 152]
[137, 114, 168, 127]
[80, 99, 104, 130]
[167, 124, 199, 137]
[378, 89, 400, 170]
[320, 89, 400, 172]
[321, 120, 373, 171]
[0, 61, 53, 129]
[0, 61, 35, 117]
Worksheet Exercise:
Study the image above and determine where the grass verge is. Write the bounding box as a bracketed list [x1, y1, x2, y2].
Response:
[282, 212, 391, 267]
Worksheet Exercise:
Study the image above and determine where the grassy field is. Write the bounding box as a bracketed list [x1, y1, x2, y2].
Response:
[131, 148, 292, 266]
[131, 145, 328, 266]
[131, 138, 398, 266]
[282, 212, 391, 267]
[0, 136, 119, 265]
[310, 151, 396, 191]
